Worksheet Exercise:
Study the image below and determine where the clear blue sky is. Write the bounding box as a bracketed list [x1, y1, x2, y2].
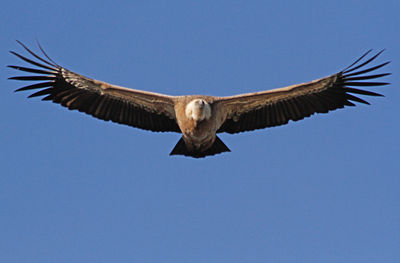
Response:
[1, 1, 399, 262]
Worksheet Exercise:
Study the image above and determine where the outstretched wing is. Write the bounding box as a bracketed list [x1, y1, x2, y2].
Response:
[217, 50, 390, 134]
[8, 41, 181, 133]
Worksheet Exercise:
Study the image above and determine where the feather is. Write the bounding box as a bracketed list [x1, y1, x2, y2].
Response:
[7, 65, 55, 75]
[9, 51, 55, 71]
[16, 40, 58, 67]
[345, 87, 383, 97]
[15, 81, 53, 92]
[344, 50, 384, 74]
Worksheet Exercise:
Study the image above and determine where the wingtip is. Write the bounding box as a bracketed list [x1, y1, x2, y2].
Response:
[15, 40, 28, 50]
[14, 86, 25, 92]
[7, 65, 20, 70]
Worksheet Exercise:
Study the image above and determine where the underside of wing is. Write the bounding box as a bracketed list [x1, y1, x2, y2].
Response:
[8, 41, 181, 133]
[217, 50, 390, 134]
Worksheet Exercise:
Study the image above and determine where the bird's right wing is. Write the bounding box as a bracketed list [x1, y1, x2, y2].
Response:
[9, 41, 181, 133]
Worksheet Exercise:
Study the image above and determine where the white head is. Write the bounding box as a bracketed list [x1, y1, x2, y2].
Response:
[185, 99, 211, 121]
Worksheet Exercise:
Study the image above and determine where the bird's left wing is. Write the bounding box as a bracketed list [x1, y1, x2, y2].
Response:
[217, 50, 390, 134]
[8, 41, 181, 133]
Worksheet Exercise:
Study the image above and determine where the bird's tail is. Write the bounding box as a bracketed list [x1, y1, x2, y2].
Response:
[170, 136, 230, 158]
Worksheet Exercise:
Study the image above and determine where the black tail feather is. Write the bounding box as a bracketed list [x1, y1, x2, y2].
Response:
[170, 136, 230, 158]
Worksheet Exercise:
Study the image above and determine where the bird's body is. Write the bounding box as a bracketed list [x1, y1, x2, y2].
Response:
[178, 98, 215, 149]
[9, 42, 390, 158]
[172, 97, 229, 156]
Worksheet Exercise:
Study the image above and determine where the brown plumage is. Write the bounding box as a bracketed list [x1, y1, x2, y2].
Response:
[9, 41, 390, 158]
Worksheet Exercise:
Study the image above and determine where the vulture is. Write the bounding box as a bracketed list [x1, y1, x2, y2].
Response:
[9, 41, 390, 158]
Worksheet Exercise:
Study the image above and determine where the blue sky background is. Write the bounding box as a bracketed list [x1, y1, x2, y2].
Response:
[1, 1, 399, 262]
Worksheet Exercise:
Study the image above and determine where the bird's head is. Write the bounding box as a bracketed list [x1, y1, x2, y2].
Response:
[185, 99, 211, 121]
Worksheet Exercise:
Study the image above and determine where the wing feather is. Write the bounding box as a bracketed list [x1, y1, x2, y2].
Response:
[217, 51, 390, 134]
[9, 41, 180, 133]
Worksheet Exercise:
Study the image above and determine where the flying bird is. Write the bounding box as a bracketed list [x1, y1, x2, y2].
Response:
[9, 41, 390, 158]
